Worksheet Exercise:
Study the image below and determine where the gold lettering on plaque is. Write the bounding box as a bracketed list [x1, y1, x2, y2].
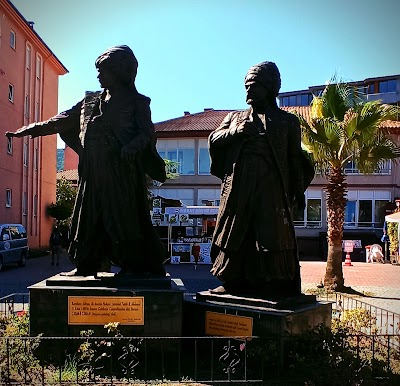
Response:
[68, 296, 144, 325]
[205, 311, 253, 337]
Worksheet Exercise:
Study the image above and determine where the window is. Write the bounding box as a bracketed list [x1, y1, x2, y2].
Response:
[8, 84, 14, 102]
[198, 139, 211, 175]
[17, 225, 27, 238]
[344, 159, 391, 175]
[33, 195, 38, 217]
[9, 226, 21, 240]
[358, 200, 372, 227]
[368, 83, 375, 94]
[23, 141, 28, 166]
[1, 227, 9, 239]
[34, 147, 38, 170]
[281, 97, 289, 106]
[306, 199, 322, 227]
[300, 94, 311, 106]
[6, 189, 12, 207]
[10, 30, 15, 49]
[198, 188, 221, 206]
[36, 55, 42, 79]
[374, 200, 388, 226]
[379, 80, 396, 93]
[294, 190, 322, 228]
[157, 139, 195, 175]
[26, 44, 31, 69]
[344, 190, 390, 228]
[7, 137, 12, 154]
[289, 95, 296, 106]
[35, 102, 40, 122]
[152, 188, 194, 206]
[344, 200, 356, 226]
[22, 192, 27, 215]
[24, 94, 30, 117]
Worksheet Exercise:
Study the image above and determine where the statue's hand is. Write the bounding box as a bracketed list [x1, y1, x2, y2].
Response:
[121, 144, 137, 163]
[5, 128, 28, 138]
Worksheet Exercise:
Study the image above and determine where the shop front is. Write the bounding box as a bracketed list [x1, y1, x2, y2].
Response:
[162, 206, 218, 265]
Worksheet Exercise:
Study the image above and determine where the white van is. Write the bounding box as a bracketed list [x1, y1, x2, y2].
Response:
[0, 224, 29, 271]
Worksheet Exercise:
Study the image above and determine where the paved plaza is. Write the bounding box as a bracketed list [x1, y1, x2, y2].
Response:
[166, 259, 400, 315]
[300, 260, 400, 315]
[1, 252, 399, 315]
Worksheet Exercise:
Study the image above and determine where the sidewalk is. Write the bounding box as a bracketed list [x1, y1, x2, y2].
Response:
[299, 261, 400, 314]
[165, 260, 400, 315]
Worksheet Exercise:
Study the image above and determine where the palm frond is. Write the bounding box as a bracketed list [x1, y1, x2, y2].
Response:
[356, 135, 400, 174]
[321, 78, 361, 120]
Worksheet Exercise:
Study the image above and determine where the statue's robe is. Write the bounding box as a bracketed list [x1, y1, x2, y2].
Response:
[13, 90, 166, 275]
[209, 106, 313, 295]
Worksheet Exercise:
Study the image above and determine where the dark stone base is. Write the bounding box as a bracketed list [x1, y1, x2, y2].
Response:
[29, 274, 185, 338]
[183, 291, 331, 337]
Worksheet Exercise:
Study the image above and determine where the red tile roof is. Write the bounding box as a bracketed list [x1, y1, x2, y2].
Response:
[155, 109, 233, 132]
[57, 169, 78, 181]
[154, 107, 400, 134]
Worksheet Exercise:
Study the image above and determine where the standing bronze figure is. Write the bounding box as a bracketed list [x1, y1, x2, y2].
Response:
[6, 45, 167, 277]
[209, 61, 313, 298]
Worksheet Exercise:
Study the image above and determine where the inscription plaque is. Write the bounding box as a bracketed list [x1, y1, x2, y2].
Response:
[205, 311, 253, 337]
[68, 296, 144, 325]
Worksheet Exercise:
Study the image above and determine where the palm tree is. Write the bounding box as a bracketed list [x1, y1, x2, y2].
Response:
[296, 80, 400, 290]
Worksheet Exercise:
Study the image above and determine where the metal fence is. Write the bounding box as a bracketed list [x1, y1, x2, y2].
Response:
[0, 334, 399, 385]
[0, 293, 29, 317]
[317, 292, 400, 336]
[1, 293, 400, 384]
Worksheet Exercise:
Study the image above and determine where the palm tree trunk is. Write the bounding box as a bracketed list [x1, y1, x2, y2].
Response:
[324, 167, 347, 290]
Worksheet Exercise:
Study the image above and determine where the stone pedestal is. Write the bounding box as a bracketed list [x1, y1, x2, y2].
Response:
[183, 291, 332, 337]
[29, 273, 186, 338]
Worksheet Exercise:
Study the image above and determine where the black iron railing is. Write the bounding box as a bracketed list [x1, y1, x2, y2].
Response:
[0, 293, 29, 317]
[0, 334, 399, 385]
[1, 293, 399, 384]
[316, 292, 400, 336]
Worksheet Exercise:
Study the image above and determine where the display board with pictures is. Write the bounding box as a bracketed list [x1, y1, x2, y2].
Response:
[170, 243, 191, 263]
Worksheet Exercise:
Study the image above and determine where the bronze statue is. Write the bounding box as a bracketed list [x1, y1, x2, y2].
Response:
[6, 45, 167, 277]
[208, 61, 314, 298]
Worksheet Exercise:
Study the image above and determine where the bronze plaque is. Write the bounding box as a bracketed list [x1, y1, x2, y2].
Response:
[205, 311, 253, 337]
[68, 296, 144, 325]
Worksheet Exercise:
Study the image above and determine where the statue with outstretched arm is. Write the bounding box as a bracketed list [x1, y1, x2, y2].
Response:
[7, 45, 167, 277]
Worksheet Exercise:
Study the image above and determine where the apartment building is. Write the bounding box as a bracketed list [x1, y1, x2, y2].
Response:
[278, 74, 400, 108]
[0, 0, 67, 248]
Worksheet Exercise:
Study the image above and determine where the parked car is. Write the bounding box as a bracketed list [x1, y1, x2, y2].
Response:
[0, 224, 29, 271]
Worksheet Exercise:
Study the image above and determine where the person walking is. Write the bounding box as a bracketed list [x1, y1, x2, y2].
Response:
[50, 226, 62, 266]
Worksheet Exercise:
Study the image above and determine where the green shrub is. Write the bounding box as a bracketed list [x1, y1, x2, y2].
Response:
[0, 311, 42, 383]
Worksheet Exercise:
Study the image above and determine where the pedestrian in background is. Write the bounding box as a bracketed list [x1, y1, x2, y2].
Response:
[50, 226, 62, 266]
[192, 242, 201, 270]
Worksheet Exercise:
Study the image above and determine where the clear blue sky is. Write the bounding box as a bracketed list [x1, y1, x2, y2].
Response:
[11, 0, 400, 147]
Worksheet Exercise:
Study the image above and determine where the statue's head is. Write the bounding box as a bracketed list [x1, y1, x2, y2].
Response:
[244, 61, 281, 109]
[95, 45, 138, 89]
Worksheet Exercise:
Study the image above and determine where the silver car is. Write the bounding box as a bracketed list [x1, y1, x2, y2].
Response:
[0, 224, 28, 271]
